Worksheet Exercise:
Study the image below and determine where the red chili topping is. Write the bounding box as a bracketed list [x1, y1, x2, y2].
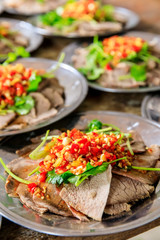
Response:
[28, 183, 37, 194]
[102, 36, 145, 66]
[0, 64, 35, 107]
[38, 172, 47, 183]
[42, 129, 133, 175]
[62, 0, 98, 19]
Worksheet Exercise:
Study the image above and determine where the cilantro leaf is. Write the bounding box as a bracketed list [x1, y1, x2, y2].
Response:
[79, 37, 112, 80]
[47, 170, 74, 185]
[68, 162, 109, 186]
[9, 95, 35, 115]
[46, 162, 109, 187]
[40, 10, 75, 29]
[130, 64, 147, 82]
[87, 119, 103, 132]
[27, 72, 42, 92]
[3, 46, 30, 66]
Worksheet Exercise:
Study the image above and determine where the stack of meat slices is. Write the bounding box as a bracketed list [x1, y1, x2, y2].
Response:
[5, 130, 160, 221]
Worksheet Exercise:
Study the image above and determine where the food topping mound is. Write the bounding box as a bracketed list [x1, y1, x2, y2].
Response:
[102, 36, 145, 65]
[62, 0, 98, 20]
[42, 128, 133, 176]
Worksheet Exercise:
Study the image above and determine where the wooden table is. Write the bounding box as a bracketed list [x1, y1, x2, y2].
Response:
[0, 0, 160, 239]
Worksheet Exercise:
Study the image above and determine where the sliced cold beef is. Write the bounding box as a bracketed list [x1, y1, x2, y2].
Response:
[98, 69, 145, 89]
[78, 22, 122, 36]
[0, 112, 16, 130]
[133, 144, 160, 167]
[60, 165, 112, 221]
[107, 174, 154, 206]
[42, 88, 64, 108]
[113, 161, 160, 186]
[29, 108, 57, 125]
[104, 203, 131, 215]
[29, 92, 51, 116]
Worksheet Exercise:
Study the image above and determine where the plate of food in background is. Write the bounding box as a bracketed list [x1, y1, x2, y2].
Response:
[0, 111, 160, 236]
[3, 0, 67, 15]
[0, 18, 43, 62]
[0, 57, 88, 137]
[62, 31, 160, 92]
[141, 94, 160, 123]
[28, 0, 139, 38]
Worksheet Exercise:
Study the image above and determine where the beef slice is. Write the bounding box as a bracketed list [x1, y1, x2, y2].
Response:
[60, 165, 112, 221]
[30, 92, 51, 115]
[113, 161, 160, 186]
[104, 203, 131, 215]
[107, 174, 154, 205]
[0, 112, 16, 129]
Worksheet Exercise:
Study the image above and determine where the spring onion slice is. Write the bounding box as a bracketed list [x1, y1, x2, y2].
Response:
[126, 137, 134, 155]
[0, 174, 6, 182]
[86, 127, 112, 134]
[41, 135, 59, 140]
[132, 166, 160, 171]
[41, 53, 65, 78]
[29, 130, 50, 160]
[103, 123, 120, 131]
[28, 166, 40, 176]
[109, 157, 127, 164]
[0, 158, 31, 184]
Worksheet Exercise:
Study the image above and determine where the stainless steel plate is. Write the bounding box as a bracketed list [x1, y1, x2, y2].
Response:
[0, 58, 88, 137]
[141, 94, 160, 123]
[0, 111, 160, 236]
[0, 18, 43, 61]
[62, 31, 160, 93]
[28, 7, 139, 38]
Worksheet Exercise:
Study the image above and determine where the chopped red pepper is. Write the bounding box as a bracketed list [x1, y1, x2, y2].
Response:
[70, 143, 79, 154]
[28, 183, 37, 194]
[105, 63, 112, 70]
[38, 172, 47, 183]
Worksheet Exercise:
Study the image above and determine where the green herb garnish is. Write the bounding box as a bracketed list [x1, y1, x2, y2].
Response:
[9, 95, 35, 115]
[27, 72, 42, 92]
[47, 157, 126, 187]
[3, 46, 30, 66]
